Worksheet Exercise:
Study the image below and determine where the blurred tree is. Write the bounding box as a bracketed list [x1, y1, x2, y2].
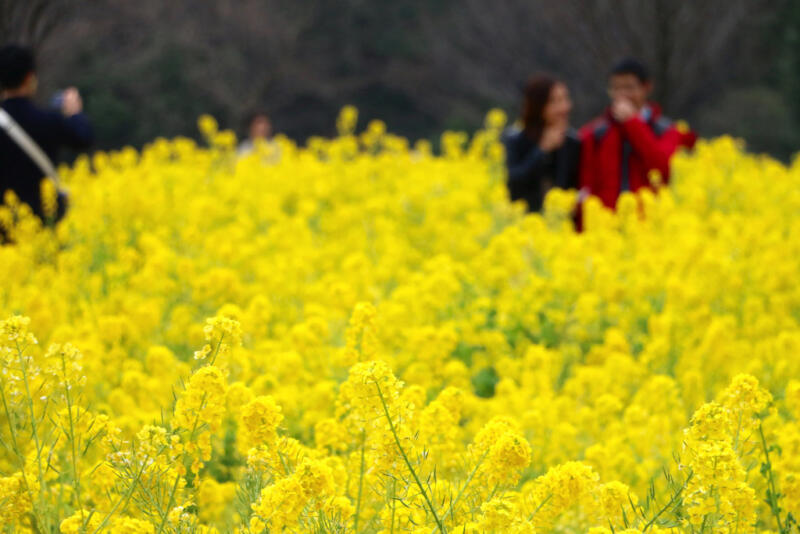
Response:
[773, 0, 800, 125]
[0, 0, 72, 48]
[417, 0, 776, 129]
[4, 0, 798, 158]
[38, 0, 310, 148]
[696, 87, 800, 160]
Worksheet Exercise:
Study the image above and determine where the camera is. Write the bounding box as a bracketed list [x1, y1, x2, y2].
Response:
[50, 90, 65, 110]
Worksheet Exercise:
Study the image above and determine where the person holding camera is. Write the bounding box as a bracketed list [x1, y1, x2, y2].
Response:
[0, 44, 93, 229]
[578, 58, 696, 211]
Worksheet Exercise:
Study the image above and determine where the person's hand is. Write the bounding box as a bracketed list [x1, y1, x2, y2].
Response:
[61, 87, 83, 117]
[611, 98, 636, 122]
[538, 124, 567, 152]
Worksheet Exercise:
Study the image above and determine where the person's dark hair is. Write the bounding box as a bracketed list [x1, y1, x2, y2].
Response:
[0, 45, 36, 90]
[521, 74, 560, 143]
[244, 110, 270, 131]
[610, 57, 650, 83]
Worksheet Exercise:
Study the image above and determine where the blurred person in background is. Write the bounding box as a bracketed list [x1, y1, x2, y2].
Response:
[579, 58, 696, 210]
[503, 74, 580, 213]
[0, 44, 93, 225]
[237, 109, 274, 155]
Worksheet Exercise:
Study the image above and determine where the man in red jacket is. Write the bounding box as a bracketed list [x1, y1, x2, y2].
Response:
[579, 58, 696, 209]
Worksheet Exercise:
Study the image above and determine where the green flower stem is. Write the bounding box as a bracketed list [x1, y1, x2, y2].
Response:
[17, 340, 51, 533]
[61, 353, 85, 523]
[92, 451, 152, 534]
[758, 423, 785, 533]
[354, 428, 366, 533]
[374, 380, 446, 534]
[642, 471, 691, 532]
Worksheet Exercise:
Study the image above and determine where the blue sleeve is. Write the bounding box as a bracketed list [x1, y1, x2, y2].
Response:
[59, 113, 93, 149]
[42, 110, 93, 150]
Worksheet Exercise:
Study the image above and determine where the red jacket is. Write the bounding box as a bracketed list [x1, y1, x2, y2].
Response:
[578, 103, 696, 209]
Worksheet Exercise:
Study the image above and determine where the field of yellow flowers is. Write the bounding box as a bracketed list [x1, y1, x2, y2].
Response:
[1, 107, 800, 533]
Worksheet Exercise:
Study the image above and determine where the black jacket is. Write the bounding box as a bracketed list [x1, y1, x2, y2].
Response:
[503, 127, 580, 212]
[0, 97, 92, 218]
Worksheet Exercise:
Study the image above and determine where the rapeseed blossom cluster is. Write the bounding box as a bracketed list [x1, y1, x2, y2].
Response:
[0, 108, 799, 532]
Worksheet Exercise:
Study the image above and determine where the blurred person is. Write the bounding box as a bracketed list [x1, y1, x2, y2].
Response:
[579, 58, 696, 210]
[503, 74, 580, 213]
[237, 110, 274, 155]
[0, 44, 92, 226]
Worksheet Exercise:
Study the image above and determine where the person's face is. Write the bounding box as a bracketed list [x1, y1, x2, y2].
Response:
[608, 74, 651, 110]
[543, 82, 572, 126]
[250, 116, 272, 140]
[26, 73, 38, 96]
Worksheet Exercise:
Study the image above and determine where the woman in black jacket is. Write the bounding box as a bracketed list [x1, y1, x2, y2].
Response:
[503, 74, 580, 212]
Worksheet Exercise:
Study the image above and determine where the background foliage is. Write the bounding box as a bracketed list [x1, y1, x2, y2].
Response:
[2, 0, 800, 159]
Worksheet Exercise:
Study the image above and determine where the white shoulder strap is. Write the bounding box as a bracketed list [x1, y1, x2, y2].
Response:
[0, 107, 62, 189]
